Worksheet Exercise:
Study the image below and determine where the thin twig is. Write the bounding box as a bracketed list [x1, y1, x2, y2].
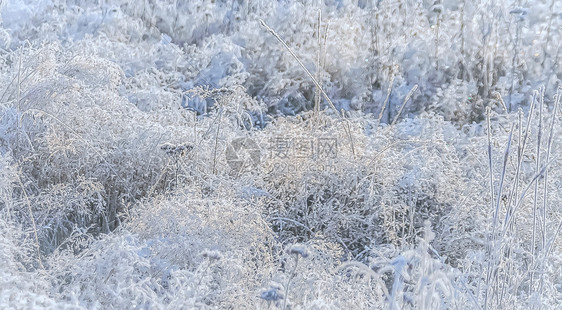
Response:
[259, 19, 339, 116]
[378, 70, 395, 123]
[15, 174, 44, 270]
[391, 84, 418, 125]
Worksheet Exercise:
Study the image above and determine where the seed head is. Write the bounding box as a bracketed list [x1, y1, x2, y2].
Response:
[260, 287, 284, 301]
[286, 244, 309, 258]
[201, 249, 222, 260]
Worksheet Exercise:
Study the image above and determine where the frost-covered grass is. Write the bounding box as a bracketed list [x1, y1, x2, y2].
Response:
[0, 0, 561, 309]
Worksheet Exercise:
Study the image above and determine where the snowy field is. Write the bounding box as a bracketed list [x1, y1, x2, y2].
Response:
[0, 0, 561, 309]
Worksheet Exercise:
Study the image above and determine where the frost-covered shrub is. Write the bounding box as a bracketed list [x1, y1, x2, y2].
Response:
[41, 184, 274, 308]
[115, 187, 274, 308]
[0, 44, 200, 252]
[259, 223, 475, 310]
[0, 218, 64, 309]
[252, 113, 467, 262]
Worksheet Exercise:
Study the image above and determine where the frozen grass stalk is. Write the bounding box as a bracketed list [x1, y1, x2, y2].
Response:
[378, 69, 396, 124]
[484, 120, 513, 310]
[530, 88, 543, 301]
[314, 10, 321, 119]
[508, 6, 525, 112]
[503, 99, 535, 227]
[538, 86, 560, 301]
[542, 91, 562, 259]
[391, 84, 417, 125]
[16, 173, 43, 270]
[282, 245, 308, 310]
[433, 3, 442, 71]
[258, 19, 339, 116]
